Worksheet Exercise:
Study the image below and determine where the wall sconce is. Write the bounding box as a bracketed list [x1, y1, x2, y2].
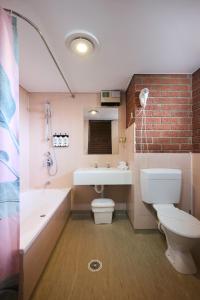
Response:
[119, 137, 126, 144]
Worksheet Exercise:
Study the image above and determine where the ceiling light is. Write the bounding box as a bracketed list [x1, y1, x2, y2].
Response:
[65, 30, 100, 56]
[70, 38, 93, 56]
[89, 109, 99, 115]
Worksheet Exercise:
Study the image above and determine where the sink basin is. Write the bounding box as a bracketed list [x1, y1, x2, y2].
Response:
[73, 168, 132, 185]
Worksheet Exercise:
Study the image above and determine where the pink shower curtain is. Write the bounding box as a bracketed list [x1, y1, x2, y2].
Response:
[0, 8, 19, 300]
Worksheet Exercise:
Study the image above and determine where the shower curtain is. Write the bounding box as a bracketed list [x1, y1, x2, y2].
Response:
[0, 8, 20, 300]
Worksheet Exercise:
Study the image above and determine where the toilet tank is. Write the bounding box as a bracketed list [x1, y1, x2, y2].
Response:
[140, 169, 182, 204]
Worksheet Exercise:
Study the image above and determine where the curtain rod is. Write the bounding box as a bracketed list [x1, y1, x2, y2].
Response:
[4, 8, 75, 98]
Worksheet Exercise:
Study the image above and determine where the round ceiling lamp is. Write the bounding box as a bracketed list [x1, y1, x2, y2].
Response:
[70, 37, 93, 55]
[88, 109, 99, 115]
[65, 30, 100, 56]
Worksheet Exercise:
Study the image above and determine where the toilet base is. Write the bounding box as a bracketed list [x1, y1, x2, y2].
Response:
[162, 224, 197, 274]
[165, 247, 197, 274]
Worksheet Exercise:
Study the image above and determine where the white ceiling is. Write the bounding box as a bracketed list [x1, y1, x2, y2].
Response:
[1, 0, 200, 93]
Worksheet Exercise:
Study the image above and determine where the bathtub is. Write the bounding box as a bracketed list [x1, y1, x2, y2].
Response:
[20, 188, 71, 300]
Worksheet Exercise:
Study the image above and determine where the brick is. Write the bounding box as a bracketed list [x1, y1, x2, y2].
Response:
[126, 73, 193, 153]
[149, 98, 192, 104]
[136, 144, 162, 151]
[161, 118, 178, 124]
[136, 137, 153, 143]
[136, 124, 172, 130]
[162, 117, 192, 124]
[153, 138, 171, 144]
[161, 131, 192, 137]
[171, 124, 192, 130]
[162, 144, 180, 150]
[137, 117, 161, 124]
[136, 130, 161, 137]
[135, 84, 191, 92]
[181, 144, 193, 151]
[139, 78, 191, 85]
[171, 112, 192, 117]
[171, 138, 191, 144]
[162, 104, 192, 111]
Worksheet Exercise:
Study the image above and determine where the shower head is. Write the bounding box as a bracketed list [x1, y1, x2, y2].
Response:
[139, 88, 149, 108]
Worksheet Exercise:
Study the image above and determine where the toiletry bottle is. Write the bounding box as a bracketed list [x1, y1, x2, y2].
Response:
[64, 133, 69, 147]
[61, 133, 65, 147]
[59, 133, 62, 147]
[55, 133, 59, 147]
[63, 133, 66, 147]
[66, 133, 69, 147]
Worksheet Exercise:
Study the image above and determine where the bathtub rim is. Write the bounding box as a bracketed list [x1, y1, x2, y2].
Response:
[20, 187, 71, 254]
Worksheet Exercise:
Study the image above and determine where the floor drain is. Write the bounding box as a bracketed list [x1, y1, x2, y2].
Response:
[40, 214, 46, 218]
[88, 259, 102, 272]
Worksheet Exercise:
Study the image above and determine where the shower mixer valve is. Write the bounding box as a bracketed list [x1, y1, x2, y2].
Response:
[43, 152, 53, 168]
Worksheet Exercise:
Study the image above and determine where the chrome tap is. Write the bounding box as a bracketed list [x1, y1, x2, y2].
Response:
[94, 162, 98, 168]
[44, 151, 53, 168]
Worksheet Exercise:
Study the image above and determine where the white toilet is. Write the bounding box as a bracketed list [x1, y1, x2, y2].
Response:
[140, 168, 200, 274]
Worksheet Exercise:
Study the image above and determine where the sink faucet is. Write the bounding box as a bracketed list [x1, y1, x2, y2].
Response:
[106, 163, 111, 168]
[94, 162, 98, 168]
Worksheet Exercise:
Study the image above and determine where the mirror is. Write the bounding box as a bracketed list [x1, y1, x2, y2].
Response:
[84, 107, 119, 154]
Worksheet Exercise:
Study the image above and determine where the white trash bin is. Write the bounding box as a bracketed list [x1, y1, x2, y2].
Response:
[91, 198, 115, 224]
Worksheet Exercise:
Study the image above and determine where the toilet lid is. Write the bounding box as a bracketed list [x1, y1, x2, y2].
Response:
[156, 206, 200, 238]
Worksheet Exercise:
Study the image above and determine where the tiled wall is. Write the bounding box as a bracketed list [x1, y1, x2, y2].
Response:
[126, 74, 193, 152]
[192, 68, 200, 152]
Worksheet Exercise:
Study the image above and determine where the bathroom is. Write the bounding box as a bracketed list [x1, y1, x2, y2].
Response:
[0, 1, 200, 299]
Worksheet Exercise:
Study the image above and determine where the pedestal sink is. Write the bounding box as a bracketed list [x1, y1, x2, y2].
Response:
[73, 168, 132, 185]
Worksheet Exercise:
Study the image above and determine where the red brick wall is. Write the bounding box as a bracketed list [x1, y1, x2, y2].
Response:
[126, 74, 193, 152]
[192, 69, 200, 152]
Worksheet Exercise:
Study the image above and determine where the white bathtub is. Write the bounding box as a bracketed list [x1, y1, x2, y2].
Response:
[20, 188, 71, 300]
[20, 188, 71, 253]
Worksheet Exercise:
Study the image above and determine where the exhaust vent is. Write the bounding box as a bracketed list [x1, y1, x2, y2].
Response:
[100, 90, 121, 106]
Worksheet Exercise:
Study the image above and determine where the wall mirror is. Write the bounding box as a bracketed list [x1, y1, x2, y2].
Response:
[84, 107, 119, 154]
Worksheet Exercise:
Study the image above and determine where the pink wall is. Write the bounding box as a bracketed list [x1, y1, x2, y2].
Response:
[19, 88, 195, 223]
[19, 87, 30, 192]
[28, 92, 129, 210]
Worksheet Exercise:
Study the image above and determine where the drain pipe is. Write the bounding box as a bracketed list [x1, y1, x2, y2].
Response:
[93, 185, 104, 198]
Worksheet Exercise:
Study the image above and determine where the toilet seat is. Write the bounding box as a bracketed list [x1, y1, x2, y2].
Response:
[153, 204, 200, 239]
